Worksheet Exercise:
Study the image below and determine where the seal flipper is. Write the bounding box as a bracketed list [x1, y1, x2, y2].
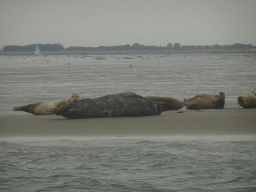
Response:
[50, 103, 73, 115]
[13, 104, 33, 112]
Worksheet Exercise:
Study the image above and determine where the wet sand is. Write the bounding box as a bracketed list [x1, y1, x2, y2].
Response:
[1, 109, 255, 136]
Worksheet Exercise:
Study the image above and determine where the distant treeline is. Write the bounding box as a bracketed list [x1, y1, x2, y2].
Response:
[3, 43, 255, 51]
[66, 43, 255, 50]
[3, 43, 65, 51]
[66, 43, 164, 50]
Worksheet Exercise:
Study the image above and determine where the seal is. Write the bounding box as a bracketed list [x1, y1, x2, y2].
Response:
[144, 96, 183, 111]
[13, 93, 80, 115]
[183, 92, 226, 110]
[50, 92, 163, 119]
[237, 92, 256, 108]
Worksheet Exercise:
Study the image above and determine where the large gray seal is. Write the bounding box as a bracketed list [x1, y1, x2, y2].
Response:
[13, 93, 80, 115]
[51, 92, 163, 119]
[237, 92, 256, 108]
[183, 92, 226, 110]
[144, 96, 183, 111]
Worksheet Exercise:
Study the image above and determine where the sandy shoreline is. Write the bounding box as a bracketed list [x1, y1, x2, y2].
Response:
[1, 109, 255, 136]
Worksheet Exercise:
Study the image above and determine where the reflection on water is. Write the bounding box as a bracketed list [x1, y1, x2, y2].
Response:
[0, 53, 256, 115]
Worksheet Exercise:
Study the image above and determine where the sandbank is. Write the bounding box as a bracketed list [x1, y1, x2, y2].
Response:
[1, 109, 255, 137]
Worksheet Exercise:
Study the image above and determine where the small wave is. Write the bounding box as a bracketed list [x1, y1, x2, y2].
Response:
[122, 57, 134, 59]
[110, 183, 128, 188]
[135, 140, 158, 145]
[49, 173, 74, 179]
[94, 56, 107, 60]
[147, 161, 169, 168]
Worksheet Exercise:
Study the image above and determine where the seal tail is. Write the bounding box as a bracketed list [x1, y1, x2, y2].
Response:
[13, 104, 33, 112]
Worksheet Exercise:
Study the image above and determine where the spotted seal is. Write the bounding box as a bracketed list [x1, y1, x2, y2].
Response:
[51, 92, 163, 119]
[183, 92, 226, 110]
[13, 93, 80, 115]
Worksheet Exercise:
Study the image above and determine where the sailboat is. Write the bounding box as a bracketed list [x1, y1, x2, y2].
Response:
[35, 45, 43, 55]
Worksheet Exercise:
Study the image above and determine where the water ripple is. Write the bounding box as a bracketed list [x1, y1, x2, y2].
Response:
[1, 136, 256, 191]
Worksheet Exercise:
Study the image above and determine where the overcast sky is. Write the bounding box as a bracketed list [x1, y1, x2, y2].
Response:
[0, 0, 256, 49]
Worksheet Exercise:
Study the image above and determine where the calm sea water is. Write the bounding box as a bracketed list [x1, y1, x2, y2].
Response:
[1, 53, 256, 191]
[0, 53, 256, 115]
[1, 135, 256, 192]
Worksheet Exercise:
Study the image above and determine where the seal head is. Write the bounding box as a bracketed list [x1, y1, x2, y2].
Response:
[237, 92, 256, 108]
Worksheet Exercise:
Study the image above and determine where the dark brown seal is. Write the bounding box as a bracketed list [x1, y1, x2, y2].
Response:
[144, 96, 183, 111]
[237, 92, 256, 108]
[13, 93, 80, 115]
[51, 92, 163, 119]
[183, 92, 226, 110]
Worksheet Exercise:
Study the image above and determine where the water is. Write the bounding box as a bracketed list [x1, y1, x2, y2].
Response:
[0, 53, 256, 115]
[1, 53, 256, 191]
[0, 135, 256, 191]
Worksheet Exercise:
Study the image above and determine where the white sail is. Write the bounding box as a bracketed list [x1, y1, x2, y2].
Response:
[35, 45, 42, 55]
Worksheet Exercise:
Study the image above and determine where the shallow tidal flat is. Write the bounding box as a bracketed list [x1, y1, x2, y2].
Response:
[1, 109, 255, 136]
[1, 53, 256, 115]
[0, 53, 255, 137]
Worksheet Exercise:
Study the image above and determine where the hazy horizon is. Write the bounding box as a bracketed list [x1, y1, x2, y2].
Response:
[1, 0, 256, 49]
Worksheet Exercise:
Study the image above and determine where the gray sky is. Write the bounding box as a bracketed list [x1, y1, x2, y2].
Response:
[0, 0, 256, 49]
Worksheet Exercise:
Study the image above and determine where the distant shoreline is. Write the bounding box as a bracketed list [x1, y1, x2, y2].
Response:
[0, 49, 254, 55]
